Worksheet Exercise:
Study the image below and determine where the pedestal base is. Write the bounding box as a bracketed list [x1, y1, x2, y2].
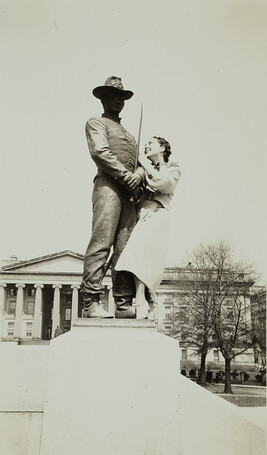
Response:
[40, 319, 182, 455]
[40, 319, 265, 455]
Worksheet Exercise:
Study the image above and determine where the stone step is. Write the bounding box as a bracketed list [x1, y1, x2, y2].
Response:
[72, 317, 156, 329]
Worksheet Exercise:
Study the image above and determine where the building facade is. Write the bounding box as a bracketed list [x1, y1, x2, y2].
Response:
[0, 251, 104, 342]
[0, 251, 257, 368]
[251, 287, 266, 368]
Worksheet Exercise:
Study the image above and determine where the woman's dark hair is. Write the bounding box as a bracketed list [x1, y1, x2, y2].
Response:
[153, 136, 171, 162]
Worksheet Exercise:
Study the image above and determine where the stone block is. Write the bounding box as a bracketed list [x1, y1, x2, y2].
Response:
[0, 412, 43, 455]
[40, 319, 266, 455]
[40, 320, 182, 455]
[180, 376, 266, 455]
[0, 345, 49, 411]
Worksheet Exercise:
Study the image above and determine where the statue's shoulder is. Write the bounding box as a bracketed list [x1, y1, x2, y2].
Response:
[86, 116, 105, 125]
[85, 116, 108, 131]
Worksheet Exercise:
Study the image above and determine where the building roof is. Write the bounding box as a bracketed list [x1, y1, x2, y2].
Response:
[1, 250, 84, 271]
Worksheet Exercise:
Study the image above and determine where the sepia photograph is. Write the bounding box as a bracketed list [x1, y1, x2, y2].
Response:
[0, 1, 266, 454]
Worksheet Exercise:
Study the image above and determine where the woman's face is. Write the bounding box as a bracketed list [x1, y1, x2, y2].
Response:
[144, 137, 164, 160]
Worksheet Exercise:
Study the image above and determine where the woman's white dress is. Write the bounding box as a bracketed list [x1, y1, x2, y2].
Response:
[115, 160, 181, 294]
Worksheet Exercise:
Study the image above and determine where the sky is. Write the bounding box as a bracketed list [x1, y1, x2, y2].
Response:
[0, 0, 267, 284]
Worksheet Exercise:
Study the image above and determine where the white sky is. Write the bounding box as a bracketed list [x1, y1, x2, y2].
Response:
[1, 0, 267, 284]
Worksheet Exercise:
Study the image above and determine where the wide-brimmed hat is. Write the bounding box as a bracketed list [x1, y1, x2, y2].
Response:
[92, 76, 134, 100]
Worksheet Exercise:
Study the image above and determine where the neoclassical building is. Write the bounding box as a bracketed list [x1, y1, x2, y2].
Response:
[0, 250, 162, 342]
[0, 251, 111, 341]
[0, 250, 257, 367]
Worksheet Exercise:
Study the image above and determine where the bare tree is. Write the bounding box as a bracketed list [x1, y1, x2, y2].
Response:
[182, 255, 217, 385]
[198, 241, 255, 393]
[177, 241, 256, 393]
[164, 273, 213, 384]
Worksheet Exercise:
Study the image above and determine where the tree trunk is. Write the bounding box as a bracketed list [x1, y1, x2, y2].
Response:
[224, 357, 233, 394]
[197, 352, 207, 385]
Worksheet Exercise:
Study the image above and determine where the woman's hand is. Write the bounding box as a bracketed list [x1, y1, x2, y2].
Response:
[124, 171, 143, 190]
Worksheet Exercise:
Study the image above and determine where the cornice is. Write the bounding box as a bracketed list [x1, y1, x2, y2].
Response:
[1, 250, 85, 272]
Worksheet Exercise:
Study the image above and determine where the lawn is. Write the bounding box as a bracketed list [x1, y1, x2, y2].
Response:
[202, 383, 266, 407]
[217, 395, 266, 407]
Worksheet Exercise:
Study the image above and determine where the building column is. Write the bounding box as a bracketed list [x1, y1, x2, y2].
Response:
[107, 285, 115, 316]
[14, 283, 25, 339]
[71, 284, 80, 327]
[244, 296, 251, 324]
[0, 282, 7, 342]
[156, 292, 165, 329]
[52, 284, 62, 338]
[33, 284, 44, 339]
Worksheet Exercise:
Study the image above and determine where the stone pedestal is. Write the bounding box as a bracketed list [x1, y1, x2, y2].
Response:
[40, 319, 182, 455]
[40, 319, 266, 455]
[180, 375, 265, 455]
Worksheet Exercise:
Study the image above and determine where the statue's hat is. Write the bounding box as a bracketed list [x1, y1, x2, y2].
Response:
[93, 76, 134, 100]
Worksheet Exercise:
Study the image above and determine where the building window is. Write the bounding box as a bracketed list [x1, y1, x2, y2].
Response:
[164, 294, 173, 304]
[179, 306, 189, 324]
[27, 288, 35, 297]
[213, 350, 219, 362]
[24, 301, 35, 315]
[26, 322, 33, 337]
[226, 310, 233, 321]
[181, 349, 188, 360]
[7, 321, 15, 337]
[65, 308, 71, 321]
[9, 288, 17, 297]
[7, 301, 16, 315]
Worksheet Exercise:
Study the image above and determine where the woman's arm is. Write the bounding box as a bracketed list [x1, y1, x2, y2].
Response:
[139, 153, 181, 193]
[146, 163, 181, 193]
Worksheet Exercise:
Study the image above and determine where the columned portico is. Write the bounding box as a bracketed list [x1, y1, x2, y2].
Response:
[156, 292, 165, 328]
[14, 283, 25, 339]
[33, 283, 44, 339]
[0, 282, 7, 341]
[52, 284, 62, 338]
[71, 284, 80, 327]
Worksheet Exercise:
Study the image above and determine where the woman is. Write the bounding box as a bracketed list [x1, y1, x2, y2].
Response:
[115, 136, 181, 318]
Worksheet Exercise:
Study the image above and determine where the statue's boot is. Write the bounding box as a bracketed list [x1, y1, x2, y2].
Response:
[83, 298, 114, 318]
[115, 297, 136, 319]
